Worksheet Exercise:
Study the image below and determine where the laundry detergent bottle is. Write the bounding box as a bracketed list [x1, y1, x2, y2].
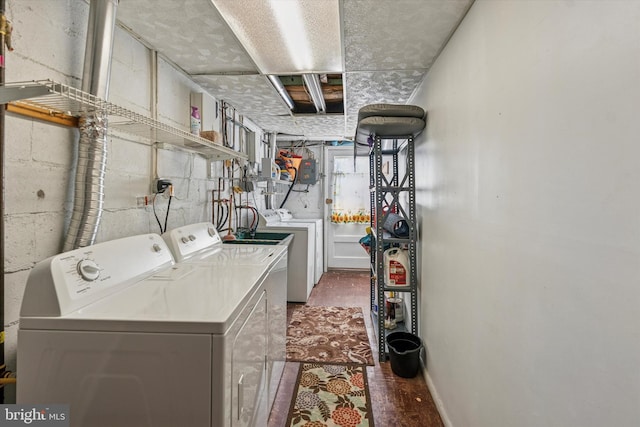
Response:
[384, 248, 409, 287]
[190, 106, 201, 135]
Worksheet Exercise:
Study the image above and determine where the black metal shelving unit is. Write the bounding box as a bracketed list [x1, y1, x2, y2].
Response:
[368, 135, 418, 362]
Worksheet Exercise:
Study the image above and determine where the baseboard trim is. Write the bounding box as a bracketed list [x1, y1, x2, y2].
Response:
[421, 365, 453, 427]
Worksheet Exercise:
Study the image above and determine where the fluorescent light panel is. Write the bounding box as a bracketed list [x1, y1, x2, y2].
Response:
[211, 0, 343, 74]
[302, 74, 326, 114]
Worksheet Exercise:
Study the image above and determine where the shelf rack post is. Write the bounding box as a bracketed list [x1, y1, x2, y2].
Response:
[369, 133, 418, 362]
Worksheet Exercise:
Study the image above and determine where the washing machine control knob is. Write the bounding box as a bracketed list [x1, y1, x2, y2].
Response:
[77, 259, 100, 281]
[188, 234, 196, 241]
[152, 244, 162, 252]
[207, 227, 216, 237]
[181, 237, 189, 244]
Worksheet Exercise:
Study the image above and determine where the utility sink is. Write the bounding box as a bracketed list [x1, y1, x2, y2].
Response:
[224, 240, 280, 245]
[222, 231, 293, 246]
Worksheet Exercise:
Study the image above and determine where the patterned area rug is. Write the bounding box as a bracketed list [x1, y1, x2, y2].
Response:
[287, 306, 374, 366]
[287, 363, 374, 427]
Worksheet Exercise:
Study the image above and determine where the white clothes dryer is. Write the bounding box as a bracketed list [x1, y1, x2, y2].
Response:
[258, 210, 315, 302]
[162, 222, 288, 413]
[18, 233, 283, 427]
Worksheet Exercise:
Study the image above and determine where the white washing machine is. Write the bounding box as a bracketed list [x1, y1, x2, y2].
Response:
[275, 209, 324, 284]
[163, 222, 286, 267]
[162, 222, 288, 413]
[18, 233, 283, 427]
[258, 210, 315, 302]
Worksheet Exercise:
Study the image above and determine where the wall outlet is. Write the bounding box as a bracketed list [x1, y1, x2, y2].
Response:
[153, 178, 172, 194]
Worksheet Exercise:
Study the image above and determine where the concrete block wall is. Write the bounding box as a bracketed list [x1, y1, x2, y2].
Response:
[2, 1, 260, 403]
[3, 0, 79, 392]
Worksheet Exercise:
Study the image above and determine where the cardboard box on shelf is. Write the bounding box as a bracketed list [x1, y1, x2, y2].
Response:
[200, 130, 221, 144]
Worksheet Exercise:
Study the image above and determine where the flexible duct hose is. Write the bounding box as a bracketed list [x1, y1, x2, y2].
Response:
[63, 0, 117, 250]
[64, 112, 108, 251]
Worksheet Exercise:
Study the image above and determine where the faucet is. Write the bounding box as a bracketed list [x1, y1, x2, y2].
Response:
[236, 205, 259, 237]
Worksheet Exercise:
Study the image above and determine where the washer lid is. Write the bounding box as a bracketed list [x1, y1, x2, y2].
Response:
[188, 244, 286, 265]
[259, 221, 313, 231]
[279, 218, 321, 224]
[20, 263, 269, 335]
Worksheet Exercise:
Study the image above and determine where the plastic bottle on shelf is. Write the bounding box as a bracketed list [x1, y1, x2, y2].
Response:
[190, 106, 201, 136]
[384, 247, 409, 287]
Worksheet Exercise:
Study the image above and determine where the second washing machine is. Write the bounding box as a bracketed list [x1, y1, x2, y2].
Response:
[275, 208, 324, 284]
[258, 210, 315, 302]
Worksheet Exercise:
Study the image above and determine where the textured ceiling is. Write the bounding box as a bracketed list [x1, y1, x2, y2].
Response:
[117, 0, 473, 140]
[117, 0, 257, 74]
[342, 0, 472, 72]
[193, 74, 291, 117]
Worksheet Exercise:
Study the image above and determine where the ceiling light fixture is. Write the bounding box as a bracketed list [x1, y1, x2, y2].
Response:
[267, 75, 295, 110]
[302, 74, 326, 114]
[270, 1, 312, 71]
[210, 0, 343, 74]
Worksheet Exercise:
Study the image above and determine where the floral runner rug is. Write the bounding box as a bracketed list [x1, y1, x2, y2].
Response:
[287, 306, 374, 366]
[287, 363, 375, 427]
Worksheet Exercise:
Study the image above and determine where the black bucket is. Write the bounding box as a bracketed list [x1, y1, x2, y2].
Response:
[387, 332, 423, 378]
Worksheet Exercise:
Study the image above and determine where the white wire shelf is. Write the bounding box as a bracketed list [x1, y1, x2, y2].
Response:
[0, 80, 246, 161]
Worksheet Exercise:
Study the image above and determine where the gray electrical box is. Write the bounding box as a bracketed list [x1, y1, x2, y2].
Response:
[298, 159, 318, 184]
[246, 131, 259, 163]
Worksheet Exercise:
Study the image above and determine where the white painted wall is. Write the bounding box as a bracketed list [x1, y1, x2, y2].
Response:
[411, 1, 640, 426]
[2, 1, 248, 403]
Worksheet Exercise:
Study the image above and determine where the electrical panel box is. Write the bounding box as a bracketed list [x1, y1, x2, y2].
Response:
[261, 158, 278, 179]
[298, 159, 318, 184]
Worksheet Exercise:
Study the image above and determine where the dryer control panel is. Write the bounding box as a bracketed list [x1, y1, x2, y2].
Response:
[258, 210, 281, 226]
[162, 222, 222, 262]
[20, 234, 174, 317]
